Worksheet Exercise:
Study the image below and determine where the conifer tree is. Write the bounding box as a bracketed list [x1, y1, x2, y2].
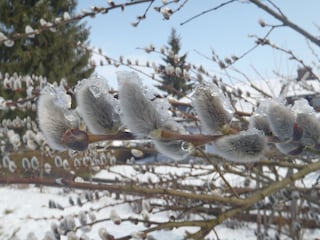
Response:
[0, 0, 94, 122]
[0, 0, 94, 86]
[157, 28, 192, 98]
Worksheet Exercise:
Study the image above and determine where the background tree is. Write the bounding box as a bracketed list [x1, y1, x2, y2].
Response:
[0, 1, 320, 240]
[157, 28, 193, 98]
[0, 0, 94, 90]
[0, 0, 94, 124]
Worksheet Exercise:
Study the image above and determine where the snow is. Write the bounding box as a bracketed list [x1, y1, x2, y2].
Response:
[1, 163, 320, 240]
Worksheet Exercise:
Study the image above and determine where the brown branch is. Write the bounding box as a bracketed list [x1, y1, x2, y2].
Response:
[2, 160, 320, 207]
[189, 160, 320, 238]
[1, 0, 153, 44]
[249, 0, 320, 47]
[150, 128, 224, 146]
[0, 176, 245, 205]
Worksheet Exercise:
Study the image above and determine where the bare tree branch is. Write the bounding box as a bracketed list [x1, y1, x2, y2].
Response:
[249, 0, 320, 47]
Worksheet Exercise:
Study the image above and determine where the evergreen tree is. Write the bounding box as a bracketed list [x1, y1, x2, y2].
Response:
[0, 0, 94, 127]
[0, 0, 94, 86]
[157, 28, 192, 98]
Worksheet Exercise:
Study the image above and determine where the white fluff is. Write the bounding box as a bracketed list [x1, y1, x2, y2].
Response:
[192, 83, 232, 134]
[275, 142, 303, 155]
[118, 71, 191, 160]
[76, 76, 121, 134]
[296, 113, 320, 146]
[249, 115, 272, 136]
[266, 101, 295, 141]
[118, 72, 166, 137]
[37, 85, 79, 150]
[213, 130, 267, 163]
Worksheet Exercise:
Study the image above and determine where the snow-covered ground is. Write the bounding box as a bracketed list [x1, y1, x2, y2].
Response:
[0, 185, 261, 240]
[1, 164, 320, 240]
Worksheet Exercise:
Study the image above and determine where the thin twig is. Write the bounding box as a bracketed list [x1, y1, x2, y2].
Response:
[180, 0, 237, 26]
[249, 0, 320, 47]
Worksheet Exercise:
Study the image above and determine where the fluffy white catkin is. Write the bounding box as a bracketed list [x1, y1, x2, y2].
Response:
[296, 113, 320, 147]
[266, 101, 295, 141]
[213, 131, 267, 163]
[249, 115, 272, 136]
[37, 85, 79, 151]
[118, 71, 191, 160]
[275, 142, 303, 155]
[118, 72, 165, 137]
[192, 83, 232, 134]
[76, 77, 121, 134]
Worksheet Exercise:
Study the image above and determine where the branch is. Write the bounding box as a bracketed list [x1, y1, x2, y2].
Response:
[189, 160, 320, 238]
[180, 0, 238, 26]
[249, 0, 320, 47]
[0, 0, 153, 44]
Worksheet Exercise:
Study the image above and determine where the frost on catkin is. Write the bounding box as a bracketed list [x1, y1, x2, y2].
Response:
[75, 76, 121, 134]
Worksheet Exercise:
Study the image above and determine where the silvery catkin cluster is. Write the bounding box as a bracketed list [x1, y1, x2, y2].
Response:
[38, 72, 320, 163]
[258, 100, 320, 155]
[191, 83, 267, 163]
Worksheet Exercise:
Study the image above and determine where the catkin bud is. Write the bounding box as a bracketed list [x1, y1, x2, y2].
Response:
[22, 157, 31, 170]
[44, 163, 52, 174]
[54, 156, 63, 168]
[213, 130, 267, 163]
[64, 215, 76, 231]
[79, 211, 87, 226]
[31, 156, 39, 170]
[192, 83, 232, 134]
[75, 77, 121, 134]
[8, 160, 17, 173]
[110, 209, 121, 225]
[63, 159, 70, 171]
[98, 228, 115, 240]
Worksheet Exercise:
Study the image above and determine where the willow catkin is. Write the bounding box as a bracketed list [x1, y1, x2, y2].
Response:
[76, 77, 121, 134]
[213, 131, 267, 163]
[37, 85, 79, 151]
[275, 142, 303, 155]
[118, 71, 191, 160]
[266, 101, 295, 141]
[296, 113, 320, 147]
[118, 72, 164, 137]
[192, 83, 232, 134]
[249, 115, 272, 136]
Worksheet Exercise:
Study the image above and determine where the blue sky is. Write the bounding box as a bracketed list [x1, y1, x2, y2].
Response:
[76, 0, 320, 88]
